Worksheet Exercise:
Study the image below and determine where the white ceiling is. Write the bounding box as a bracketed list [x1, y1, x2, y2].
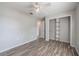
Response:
[1, 2, 79, 17]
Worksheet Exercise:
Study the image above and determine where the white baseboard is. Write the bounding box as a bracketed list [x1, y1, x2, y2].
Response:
[0, 37, 38, 53]
[70, 43, 75, 47]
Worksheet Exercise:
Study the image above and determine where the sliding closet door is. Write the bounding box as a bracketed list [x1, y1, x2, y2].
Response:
[49, 19, 56, 40]
[59, 17, 70, 43]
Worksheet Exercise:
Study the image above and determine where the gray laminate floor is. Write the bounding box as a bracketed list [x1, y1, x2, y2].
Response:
[0, 38, 78, 56]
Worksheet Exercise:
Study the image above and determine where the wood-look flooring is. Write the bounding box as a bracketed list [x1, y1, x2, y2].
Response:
[0, 38, 78, 56]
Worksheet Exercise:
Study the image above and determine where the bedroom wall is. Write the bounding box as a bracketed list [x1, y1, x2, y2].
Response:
[0, 4, 38, 53]
[75, 5, 79, 55]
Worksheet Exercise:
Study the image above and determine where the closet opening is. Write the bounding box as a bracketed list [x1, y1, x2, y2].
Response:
[49, 16, 71, 44]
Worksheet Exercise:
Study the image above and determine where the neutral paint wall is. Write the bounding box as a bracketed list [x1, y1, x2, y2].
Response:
[75, 5, 79, 55]
[0, 4, 38, 52]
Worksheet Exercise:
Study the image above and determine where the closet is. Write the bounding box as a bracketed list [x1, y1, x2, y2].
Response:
[49, 16, 70, 43]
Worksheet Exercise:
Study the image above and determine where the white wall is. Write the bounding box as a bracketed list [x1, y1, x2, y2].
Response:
[75, 5, 79, 55]
[0, 4, 38, 53]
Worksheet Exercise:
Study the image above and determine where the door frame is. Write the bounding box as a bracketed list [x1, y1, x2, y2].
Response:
[46, 15, 72, 45]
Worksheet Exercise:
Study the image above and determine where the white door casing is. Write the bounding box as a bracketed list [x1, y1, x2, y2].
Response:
[46, 16, 71, 43]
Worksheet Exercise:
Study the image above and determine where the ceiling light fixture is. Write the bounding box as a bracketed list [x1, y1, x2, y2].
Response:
[33, 2, 40, 13]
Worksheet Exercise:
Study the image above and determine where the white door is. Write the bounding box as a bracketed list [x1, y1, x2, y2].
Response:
[39, 21, 44, 38]
[59, 17, 70, 43]
[49, 19, 56, 40]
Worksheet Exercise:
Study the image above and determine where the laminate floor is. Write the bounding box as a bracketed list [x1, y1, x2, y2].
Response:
[0, 38, 78, 56]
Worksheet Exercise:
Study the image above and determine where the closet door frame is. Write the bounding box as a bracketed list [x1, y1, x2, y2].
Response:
[46, 15, 72, 44]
